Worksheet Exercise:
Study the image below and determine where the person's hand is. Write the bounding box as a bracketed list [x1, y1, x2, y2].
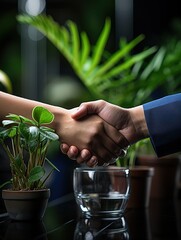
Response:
[57, 108, 128, 166]
[61, 100, 148, 166]
[71, 100, 147, 143]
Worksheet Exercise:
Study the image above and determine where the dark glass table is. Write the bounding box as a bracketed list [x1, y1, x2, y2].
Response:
[0, 193, 181, 240]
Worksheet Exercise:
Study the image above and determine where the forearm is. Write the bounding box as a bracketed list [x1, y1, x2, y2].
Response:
[0, 91, 66, 132]
[0, 92, 123, 165]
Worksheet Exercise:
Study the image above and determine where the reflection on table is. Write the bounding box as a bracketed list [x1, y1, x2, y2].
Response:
[0, 193, 181, 239]
[74, 216, 129, 240]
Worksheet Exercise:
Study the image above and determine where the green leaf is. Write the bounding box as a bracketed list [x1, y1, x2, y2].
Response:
[5, 114, 20, 121]
[39, 128, 59, 141]
[19, 116, 35, 125]
[67, 21, 80, 66]
[100, 47, 157, 81]
[28, 139, 38, 152]
[40, 126, 55, 132]
[46, 158, 60, 172]
[14, 155, 23, 168]
[32, 106, 54, 125]
[28, 166, 45, 183]
[0, 127, 16, 139]
[140, 47, 166, 79]
[0, 179, 12, 189]
[29, 126, 39, 139]
[80, 32, 90, 67]
[2, 120, 17, 126]
[88, 18, 111, 72]
[94, 35, 145, 78]
[19, 123, 30, 141]
[17, 14, 73, 63]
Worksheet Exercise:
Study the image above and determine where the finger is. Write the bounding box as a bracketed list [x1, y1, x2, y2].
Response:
[89, 124, 129, 164]
[103, 123, 130, 151]
[107, 124, 129, 148]
[86, 156, 98, 167]
[90, 138, 117, 163]
[60, 143, 70, 154]
[66, 146, 79, 160]
[76, 149, 92, 164]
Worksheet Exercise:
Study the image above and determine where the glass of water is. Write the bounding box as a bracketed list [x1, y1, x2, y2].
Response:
[73, 166, 130, 219]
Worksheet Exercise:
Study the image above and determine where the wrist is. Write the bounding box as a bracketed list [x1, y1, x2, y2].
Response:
[48, 106, 68, 134]
[129, 105, 149, 141]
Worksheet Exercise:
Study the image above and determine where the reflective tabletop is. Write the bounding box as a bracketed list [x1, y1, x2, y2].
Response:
[0, 193, 181, 240]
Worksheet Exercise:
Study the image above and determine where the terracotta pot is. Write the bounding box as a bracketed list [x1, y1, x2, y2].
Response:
[2, 189, 50, 221]
[127, 166, 154, 208]
[138, 154, 180, 200]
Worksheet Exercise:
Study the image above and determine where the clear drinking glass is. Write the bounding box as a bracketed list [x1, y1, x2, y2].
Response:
[73, 166, 130, 219]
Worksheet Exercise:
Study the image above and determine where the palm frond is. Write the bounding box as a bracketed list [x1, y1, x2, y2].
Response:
[17, 14, 156, 105]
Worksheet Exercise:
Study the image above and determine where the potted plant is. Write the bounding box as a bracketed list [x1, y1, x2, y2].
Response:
[121, 143, 154, 208]
[0, 106, 59, 220]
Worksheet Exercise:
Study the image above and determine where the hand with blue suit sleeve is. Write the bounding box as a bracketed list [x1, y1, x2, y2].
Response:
[61, 93, 181, 166]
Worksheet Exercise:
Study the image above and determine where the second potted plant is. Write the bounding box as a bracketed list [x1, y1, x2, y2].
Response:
[116, 142, 154, 208]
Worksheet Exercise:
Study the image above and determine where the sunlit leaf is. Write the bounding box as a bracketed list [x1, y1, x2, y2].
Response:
[32, 106, 54, 125]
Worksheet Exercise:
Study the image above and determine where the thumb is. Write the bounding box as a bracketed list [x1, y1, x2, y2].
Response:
[71, 102, 101, 120]
[71, 104, 89, 120]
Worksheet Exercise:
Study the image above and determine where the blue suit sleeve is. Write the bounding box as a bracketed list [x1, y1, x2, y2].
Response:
[143, 93, 181, 157]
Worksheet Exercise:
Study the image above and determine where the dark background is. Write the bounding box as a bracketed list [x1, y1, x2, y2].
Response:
[0, 0, 181, 200]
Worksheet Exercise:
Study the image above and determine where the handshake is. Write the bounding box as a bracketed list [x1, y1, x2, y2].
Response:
[0, 92, 147, 168]
[2, 91, 179, 166]
[59, 100, 148, 167]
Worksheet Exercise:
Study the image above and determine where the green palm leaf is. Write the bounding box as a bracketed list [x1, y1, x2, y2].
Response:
[88, 18, 111, 73]
[67, 21, 80, 67]
[17, 14, 156, 106]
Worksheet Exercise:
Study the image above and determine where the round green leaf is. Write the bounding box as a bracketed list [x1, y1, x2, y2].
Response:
[32, 106, 54, 125]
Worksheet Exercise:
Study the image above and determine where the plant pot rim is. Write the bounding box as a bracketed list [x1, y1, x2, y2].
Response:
[2, 188, 50, 200]
[129, 166, 154, 177]
[2, 188, 50, 192]
[138, 154, 180, 166]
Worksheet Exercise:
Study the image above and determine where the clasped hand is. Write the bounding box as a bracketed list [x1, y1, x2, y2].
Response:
[60, 100, 132, 167]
